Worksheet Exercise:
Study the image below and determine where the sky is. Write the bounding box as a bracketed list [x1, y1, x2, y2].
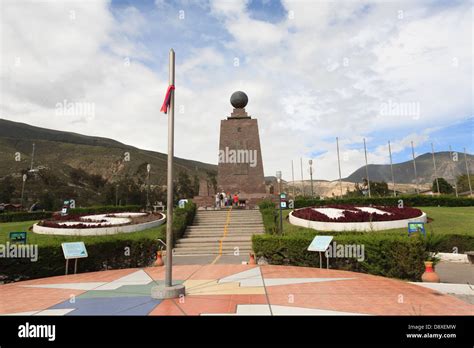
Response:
[1, 0, 472, 181]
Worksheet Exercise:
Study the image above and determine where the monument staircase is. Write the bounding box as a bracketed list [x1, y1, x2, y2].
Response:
[173, 208, 264, 256]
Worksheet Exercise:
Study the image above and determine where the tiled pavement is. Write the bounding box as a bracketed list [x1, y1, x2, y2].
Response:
[0, 265, 473, 316]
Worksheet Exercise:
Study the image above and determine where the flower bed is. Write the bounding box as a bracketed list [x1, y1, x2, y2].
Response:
[289, 205, 427, 232]
[33, 212, 166, 235]
[292, 205, 423, 223]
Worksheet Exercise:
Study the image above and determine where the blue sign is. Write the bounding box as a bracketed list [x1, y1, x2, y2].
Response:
[408, 222, 426, 236]
[61, 242, 88, 260]
[9, 232, 27, 244]
[308, 235, 333, 252]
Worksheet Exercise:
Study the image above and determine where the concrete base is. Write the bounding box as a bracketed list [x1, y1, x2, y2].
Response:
[151, 284, 186, 299]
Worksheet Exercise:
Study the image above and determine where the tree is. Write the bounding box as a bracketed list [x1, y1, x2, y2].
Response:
[176, 171, 194, 199]
[456, 174, 474, 193]
[433, 177, 454, 194]
[0, 176, 16, 203]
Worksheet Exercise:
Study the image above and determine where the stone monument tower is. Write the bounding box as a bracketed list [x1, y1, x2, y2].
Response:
[217, 91, 266, 201]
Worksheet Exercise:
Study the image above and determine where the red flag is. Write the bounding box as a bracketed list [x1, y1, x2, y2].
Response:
[160, 85, 175, 114]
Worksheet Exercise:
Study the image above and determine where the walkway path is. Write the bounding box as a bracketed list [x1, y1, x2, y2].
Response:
[1, 265, 472, 316]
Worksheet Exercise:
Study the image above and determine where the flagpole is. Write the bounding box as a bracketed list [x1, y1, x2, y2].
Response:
[291, 160, 295, 198]
[431, 143, 440, 194]
[449, 145, 458, 197]
[363, 138, 371, 197]
[388, 140, 396, 197]
[411, 141, 419, 195]
[336, 137, 343, 197]
[464, 148, 473, 197]
[152, 48, 185, 299]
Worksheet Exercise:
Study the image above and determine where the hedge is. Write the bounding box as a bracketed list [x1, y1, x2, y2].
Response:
[294, 195, 474, 208]
[70, 205, 142, 214]
[0, 203, 196, 282]
[258, 200, 279, 234]
[172, 201, 196, 244]
[0, 211, 53, 223]
[0, 238, 160, 282]
[252, 233, 428, 281]
[0, 205, 143, 223]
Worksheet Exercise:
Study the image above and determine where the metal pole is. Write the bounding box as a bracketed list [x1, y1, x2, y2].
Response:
[388, 141, 396, 197]
[431, 143, 440, 194]
[449, 146, 458, 197]
[411, 141, 419, 194]
[363, 138, 371, 197]
[165, 49, 175, 288]
[30, 143, 35, 171]
[464, 148, 473, 197]
[115, 185, 119, 206]
[336, 137, 343, 197]
[309, 159, 314, 197]
[291, 160, 295, 198]
[20, 174, 27, 209]
[146, 164, 151, 210]
[300, 157, 304, 197]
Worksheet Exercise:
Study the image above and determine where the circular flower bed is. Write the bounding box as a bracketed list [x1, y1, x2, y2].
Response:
[289, 205, 426, 232]
[33, 212, 166, 236]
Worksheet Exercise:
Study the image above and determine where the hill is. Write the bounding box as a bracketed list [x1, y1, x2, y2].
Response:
[0, 119, 216, 207]
[344, 151, 473, 185]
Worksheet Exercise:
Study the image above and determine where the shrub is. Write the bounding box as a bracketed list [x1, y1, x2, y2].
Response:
[0, 203, 195, 282]
[0, 211, 53, 223]
[70, 205, 141, 214]
[258, 200, 278, 234]
[295, 195, 474, 208]
[0, 238, 160, 282]
[172, 201, 196, 243]
[252, 233, 428, 281]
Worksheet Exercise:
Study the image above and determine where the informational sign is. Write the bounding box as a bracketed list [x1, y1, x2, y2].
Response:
[308, 235, 333, 252]
[408, 222, 426, 236]
[280, 201, 287, 208]
[9, 232, 27, 244]
[280, 193, 286, 199]
[178, 199, 188, 208]
[61, 242, 88, 260]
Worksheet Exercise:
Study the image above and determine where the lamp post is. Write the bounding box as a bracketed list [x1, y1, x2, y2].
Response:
[276, 171, 283, 234]
[146, 163, 151, 211]
[20, 174, 27, 209]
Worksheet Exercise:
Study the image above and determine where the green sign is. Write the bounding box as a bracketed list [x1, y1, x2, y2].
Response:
[280, 193, 286, 199]
[9, 232, 27, 244]
[408, 222, 426, 236]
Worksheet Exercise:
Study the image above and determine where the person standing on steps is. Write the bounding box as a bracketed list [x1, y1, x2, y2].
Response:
[233, 193, 239, 207]
[215, 193, 220, 209]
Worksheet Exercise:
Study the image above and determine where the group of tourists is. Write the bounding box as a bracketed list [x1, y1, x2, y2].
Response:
[215, 191, 239, 208]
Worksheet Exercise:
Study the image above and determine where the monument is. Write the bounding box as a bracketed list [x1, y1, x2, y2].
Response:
[193, 91, 269, 208]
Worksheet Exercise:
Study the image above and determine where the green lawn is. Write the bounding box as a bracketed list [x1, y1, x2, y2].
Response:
[280, 206, 474, 236]
[0, 220, 166, 246]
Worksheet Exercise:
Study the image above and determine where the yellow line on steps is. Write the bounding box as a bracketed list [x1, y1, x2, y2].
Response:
[211, 206, 232, 264]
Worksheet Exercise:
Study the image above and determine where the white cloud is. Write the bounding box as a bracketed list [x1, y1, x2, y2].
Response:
[0, 0, 471, 182]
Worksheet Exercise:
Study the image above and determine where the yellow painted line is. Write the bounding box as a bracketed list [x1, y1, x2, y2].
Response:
[211, 207, 232, 264]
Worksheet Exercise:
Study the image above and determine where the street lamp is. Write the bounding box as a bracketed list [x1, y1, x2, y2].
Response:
[20, 174, 27, 209]
[146, 163, 151, 211]
[309, 159, 314, 198]
[276, 171, 283, 234]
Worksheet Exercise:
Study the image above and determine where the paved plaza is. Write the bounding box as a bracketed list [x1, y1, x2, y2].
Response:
[1, 264, 472, 316]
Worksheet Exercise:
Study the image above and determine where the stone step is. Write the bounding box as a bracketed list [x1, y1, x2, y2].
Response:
[172, 249, 253, 256]
[174, 241, 252, 248]
[187, 224, 264, 228]
[177, 236, 252, 243]
[185, 231, 263, 236]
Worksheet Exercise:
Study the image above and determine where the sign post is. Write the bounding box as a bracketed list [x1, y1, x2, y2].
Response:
[308, 235, 333, 269]
[61, 242, 88, 275]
